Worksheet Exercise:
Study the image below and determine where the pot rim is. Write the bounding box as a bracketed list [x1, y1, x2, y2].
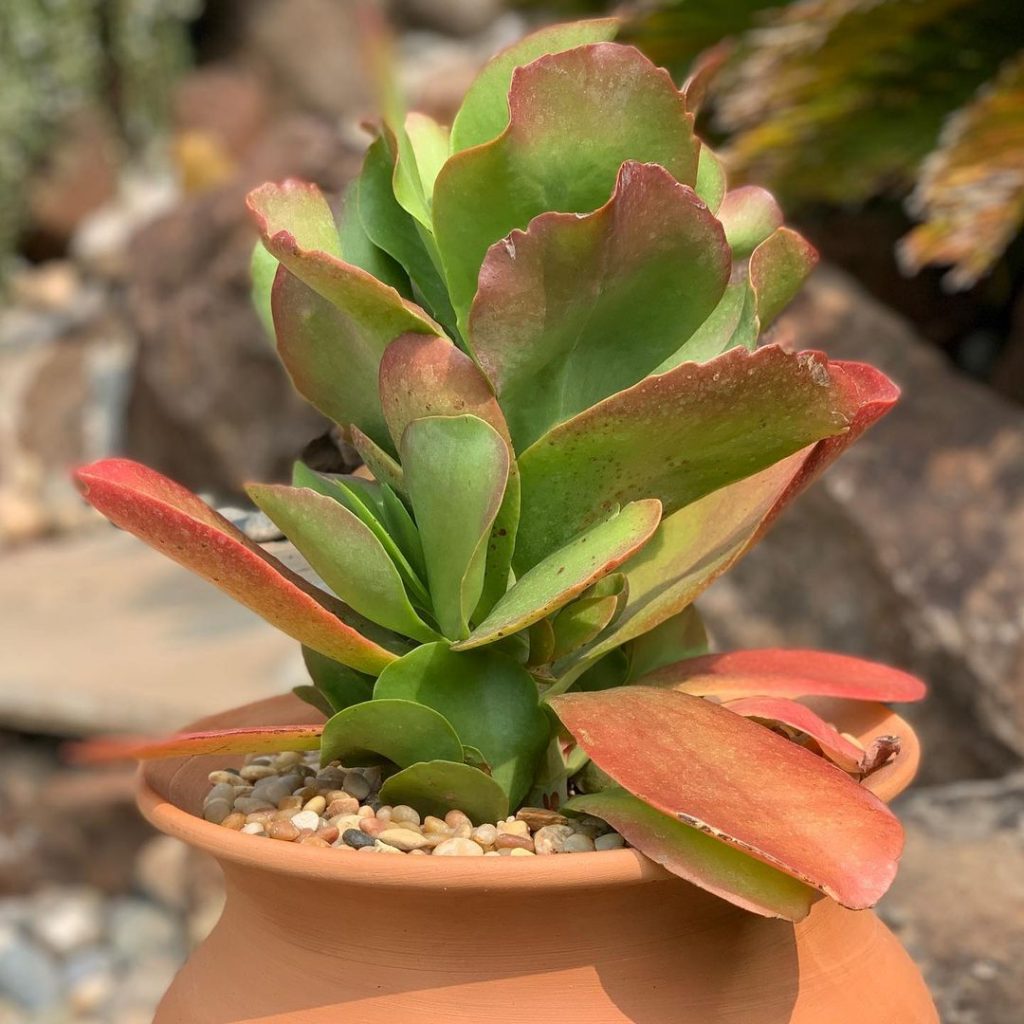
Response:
[138, 693, 920, 894]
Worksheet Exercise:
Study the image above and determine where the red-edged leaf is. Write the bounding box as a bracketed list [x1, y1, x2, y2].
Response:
[717, 186, 783, 257]
[68, 724, 323, 764]
[73, 459, 398, 674]
[379, 333, 510, 449]
[722, 696, 889, 774]
[640, 649, 926, 703]
[565, 788, 817, 921]
[749, 227, 819, 327]
[550, 686, 904, 909]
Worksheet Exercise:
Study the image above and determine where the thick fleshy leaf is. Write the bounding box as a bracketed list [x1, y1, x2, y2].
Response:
[379, 485, 426, 582]
[528, 618, 557, 667]
[350, 426, 405, 493]
[455, 500, 661, 651]
[357, 135, 458, 338]
[291, 464, 428, 608]
[655, 281, 758, 372]
[565, 788, 817, 921]
[401, 416, 510, 640]
[379, 761, 509, 825]
[405, 113, 449, 199]
[625, 606, 708, 682]
[550, 686, 905, 909]
[722, 696, 888, 774]
[378, 333, 522, 622]
[550, 575, 628, 662]
[73, 460, 397, 674]
[379, 333, 509, 448]
[516, 346, 872, 570]
[468, 161, 731, 449]
[372, 643, 549, 807]
[337, 180, 410, 296]
[319, 698, 463, 769]
[302, 647, 375, 712]
[717, 186, 783, 257]
[638, 649, 927, 703]
[247, 484, 438, 642]
[681, 42, 730, 116]
[250, 241, 278, 338]
[70, 724, 323, 764]
[571, 648, 631, 693]
[434, 43, 699, 325]
[749, 227, 819, 327]
[550, 364, 899, 678]
[451, 19, 620, 152]
[248, 181, 442, 449]
[695, 144, 727, 212]
[292, 685, 334, 717]
[247, 178, 342, 257]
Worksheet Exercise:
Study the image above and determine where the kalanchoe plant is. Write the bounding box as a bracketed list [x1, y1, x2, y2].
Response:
[74, 20, 925, 922]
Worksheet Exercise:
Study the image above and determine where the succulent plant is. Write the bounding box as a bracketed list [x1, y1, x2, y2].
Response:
[75, 20, 925, 921]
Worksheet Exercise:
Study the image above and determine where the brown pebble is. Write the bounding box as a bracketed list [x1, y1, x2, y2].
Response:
[298, 834, 330, 848]
[495, 833, 534, 852]
[317, 825, 340, 844]
[277, 795, 303, 811]
[422, 815, 449, 835]
[240, 764, 277, 781]
[359, 817, 386, 838]
[220, 812, 247, 831]
[445, 809, 472, 830]
[516, 807, 569, 830]
[325, 795, 359, 817]
[293, 785, 318, 802]
[377, 828, 432, 852]
[268, 820, 300, 842]
[246, 810, 275, 825]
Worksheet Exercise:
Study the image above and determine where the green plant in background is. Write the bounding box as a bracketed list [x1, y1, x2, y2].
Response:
[522, 0, 1023, 288]
[75, 20, 927, 921]
[0, 0, 198, 280]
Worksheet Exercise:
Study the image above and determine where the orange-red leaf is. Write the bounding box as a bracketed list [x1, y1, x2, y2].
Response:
[74, 459, 398, 674]
[550, 685, 905, 908]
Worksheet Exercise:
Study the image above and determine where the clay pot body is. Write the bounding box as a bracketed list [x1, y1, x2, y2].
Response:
[141, 695, 938, 1023]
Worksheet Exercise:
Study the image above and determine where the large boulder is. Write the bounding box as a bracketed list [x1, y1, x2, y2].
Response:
[701, 266, 1024, 780]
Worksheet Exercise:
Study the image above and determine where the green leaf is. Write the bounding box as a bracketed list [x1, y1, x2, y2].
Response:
[454, 500, 661, 651]
[350, 427, 406, 494]
[291, 685, 334, 717]
[319, 698, 463, 768]
[515, 345, 859, 569]
[550, 575, 628, 662]
[380, 484, 427, 582]
[373, 643, 549, 808]
[247, 181, 442, 451]
[357, 135, 458, 338]
[405, 113, 449, 199]
[695, 144, 727, 213]
[248, 484, 439, 642]
[570, 648, 630, 692]
[749, 227, 819, 327]
[302, 646, 375, 711]
[625, 606, 708, 682]
[450, 18, 620, 152]
[379, 760, 509, 825]
[434, 43, 699, 327]
[250, 241, 278, 338]
[467, 160, 730, 450]
[401, 416, 510, 640]
[338, 180, 411, 296]
[717, 186, 783, 257]
[291, 463, 428, 608]
[565, 789, 817, 921]
[656, 281, 759, 372]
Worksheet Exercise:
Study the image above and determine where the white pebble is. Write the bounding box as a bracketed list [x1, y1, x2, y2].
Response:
[594, 833, 626, 851]
[241, 823, 265, 835]
[563, 833, 596, 853]
[432, 837, 484, 857]
[290, 810, 321, 832]
[390, 805, 421, 827]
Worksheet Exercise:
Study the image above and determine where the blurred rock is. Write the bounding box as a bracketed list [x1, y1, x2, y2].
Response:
[393, 0, 508, 37]
[0, 267, 132, 547]
[109, 899, 184, 963]
[883, 773, 1024, 1024]
[122, 115, 361, 495]
[23, 109, 119, 261]
[702, 266, 1024, 779]
[28, 886, 104, 955]
[0, 924, 61, 1010]
[173, 67, 271, 162]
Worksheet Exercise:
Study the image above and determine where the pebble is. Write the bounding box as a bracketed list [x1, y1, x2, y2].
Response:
[342, 772, 371, 800]
[290, 810, 321, 832]
[534, 824, 575, 855]
[204, 750, 628, 859]
[376, 829, 432, 852]
[432, 837, 484, 857]
[341, 829, 376, 850]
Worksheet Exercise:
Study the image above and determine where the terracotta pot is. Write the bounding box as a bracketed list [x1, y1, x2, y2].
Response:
[140, 694, 938, 1023]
